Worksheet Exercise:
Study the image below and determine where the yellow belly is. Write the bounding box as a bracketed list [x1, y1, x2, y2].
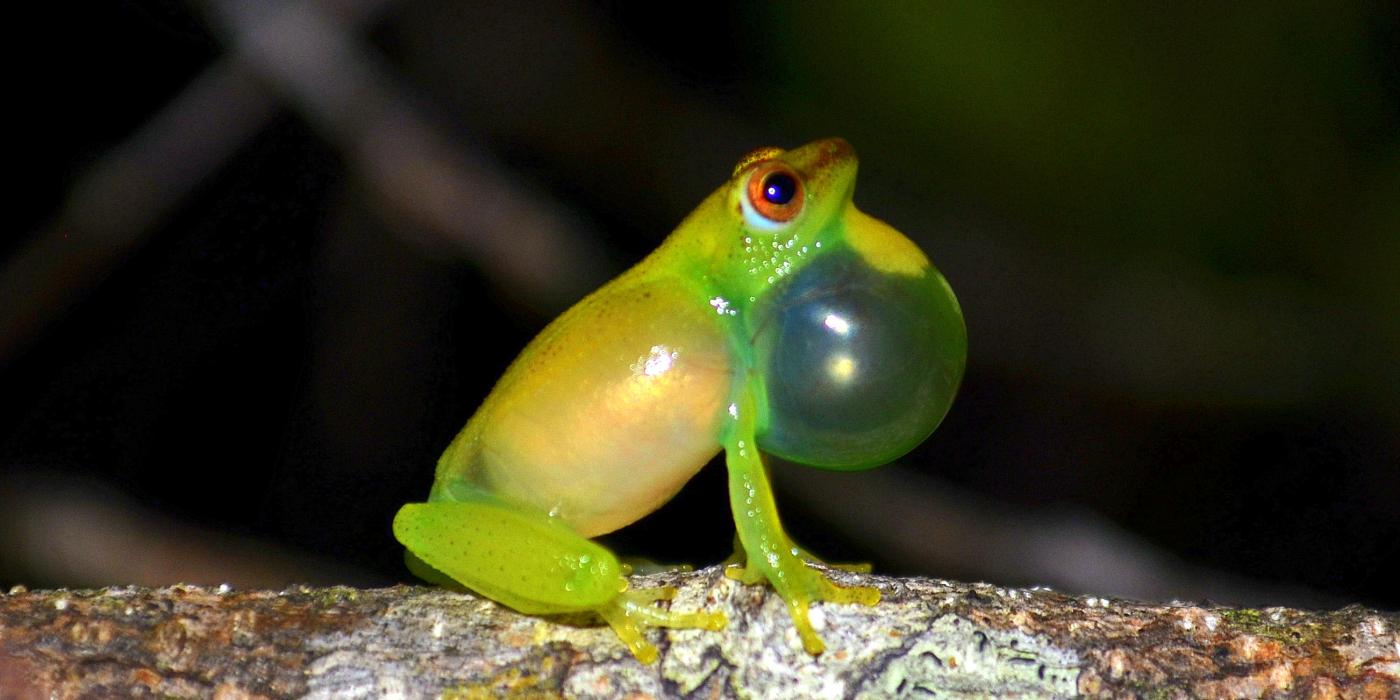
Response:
[451, 273, 733, 536]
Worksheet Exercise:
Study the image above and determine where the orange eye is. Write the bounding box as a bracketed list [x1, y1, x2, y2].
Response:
[745, 164, 804, 223]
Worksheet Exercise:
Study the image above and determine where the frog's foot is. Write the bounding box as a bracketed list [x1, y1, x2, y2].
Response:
[726, 554, 880, 655]
[723, 559, 767, 585]
[597, 586, 727, 664]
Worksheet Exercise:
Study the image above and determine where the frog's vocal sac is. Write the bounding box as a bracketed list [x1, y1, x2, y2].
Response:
[393, 138, 967, 663]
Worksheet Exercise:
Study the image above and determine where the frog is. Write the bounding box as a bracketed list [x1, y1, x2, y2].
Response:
[393, 138, 966, 663]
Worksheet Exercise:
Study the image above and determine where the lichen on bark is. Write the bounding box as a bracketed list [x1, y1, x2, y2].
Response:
[1, 566, 1396, 699]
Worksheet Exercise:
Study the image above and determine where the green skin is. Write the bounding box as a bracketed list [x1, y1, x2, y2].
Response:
[393, 138, 965, 663]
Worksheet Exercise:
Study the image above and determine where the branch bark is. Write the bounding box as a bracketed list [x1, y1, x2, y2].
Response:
[1, 566, 1395, 699]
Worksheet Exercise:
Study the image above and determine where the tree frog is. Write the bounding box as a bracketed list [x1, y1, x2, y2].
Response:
[393, 138, 966, 663]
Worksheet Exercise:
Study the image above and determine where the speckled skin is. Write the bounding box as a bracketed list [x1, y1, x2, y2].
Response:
[438, 269, 733, 537]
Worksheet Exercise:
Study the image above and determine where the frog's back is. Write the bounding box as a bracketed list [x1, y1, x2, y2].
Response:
[434, 266, 733, 537]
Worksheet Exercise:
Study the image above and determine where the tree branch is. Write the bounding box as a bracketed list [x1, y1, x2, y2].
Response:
[1, 566, 1395, 698]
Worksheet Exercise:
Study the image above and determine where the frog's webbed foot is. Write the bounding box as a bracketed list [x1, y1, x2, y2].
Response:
[596, 585, 727, 664]
[724, 547, 879, 655]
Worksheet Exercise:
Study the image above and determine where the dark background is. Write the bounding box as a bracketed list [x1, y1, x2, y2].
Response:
[3, 1, 1397, 609]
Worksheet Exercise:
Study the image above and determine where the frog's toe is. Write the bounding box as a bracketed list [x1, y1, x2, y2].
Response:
[628, 584, 677, 602]
[598, 589, 727, 662]
[691, 608, 729, 631]
[773, 565, 883, 655]
[624, 590, 726, 630]
[598, 609, 660, 663]
[823, 579, 881, 606]
[785, 597, 826, 655]
[723, 561, 767, 585]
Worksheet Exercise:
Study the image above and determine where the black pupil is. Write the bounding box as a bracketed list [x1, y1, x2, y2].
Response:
[762, 172, 797, 205]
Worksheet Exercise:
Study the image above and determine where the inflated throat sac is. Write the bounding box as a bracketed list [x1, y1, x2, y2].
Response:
[751, 245, 966, 470]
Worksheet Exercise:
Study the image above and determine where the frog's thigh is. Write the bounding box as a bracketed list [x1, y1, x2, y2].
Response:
[393, 499, 624, 615]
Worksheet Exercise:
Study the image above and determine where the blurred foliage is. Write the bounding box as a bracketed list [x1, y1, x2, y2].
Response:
[764, 3, 1397, 261]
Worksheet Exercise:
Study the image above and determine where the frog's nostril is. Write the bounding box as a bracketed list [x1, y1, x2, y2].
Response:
[821, 137, 854, 158]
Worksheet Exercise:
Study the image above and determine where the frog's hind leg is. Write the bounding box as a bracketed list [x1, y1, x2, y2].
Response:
[393, 497, 724, 662]
[720, 386, 881, 656]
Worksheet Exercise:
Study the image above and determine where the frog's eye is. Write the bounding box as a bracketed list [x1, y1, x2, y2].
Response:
[752, 246, 966, 470]
[742, 163, 805, 228]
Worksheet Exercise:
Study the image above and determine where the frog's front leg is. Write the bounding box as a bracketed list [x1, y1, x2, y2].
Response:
[722, 385, 881, 655]
[393, 493, 725, 663]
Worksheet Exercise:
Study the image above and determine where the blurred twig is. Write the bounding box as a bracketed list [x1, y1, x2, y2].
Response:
[0, 59, 275, 368]
[0, 0, 601, 369]
[198, 0, 606, 300]
[0, 471, 377, 589]
[780, 465, 1342, 609]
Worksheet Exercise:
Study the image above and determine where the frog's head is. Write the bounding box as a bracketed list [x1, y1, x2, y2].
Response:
[726, 138, 857, 242]
[701, 139, 968, 471]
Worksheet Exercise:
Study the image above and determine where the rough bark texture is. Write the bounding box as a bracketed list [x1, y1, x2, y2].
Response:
[1, 566, 1395, 699]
